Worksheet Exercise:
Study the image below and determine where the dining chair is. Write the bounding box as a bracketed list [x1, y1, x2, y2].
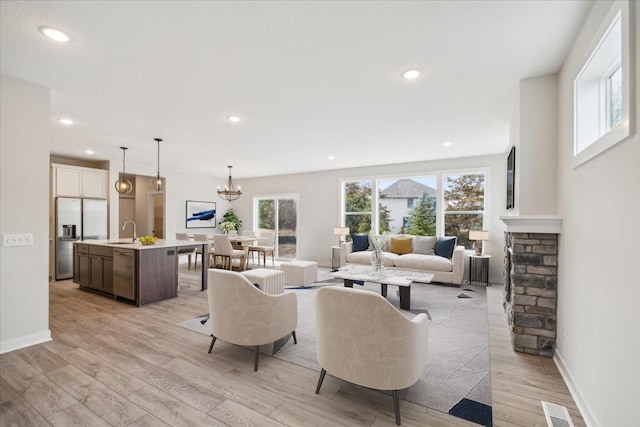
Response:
[176, 232, 195, 270]
[213, 234, 247, 271]
[193, 234, 211, 270]
[247, 231, 275, 268]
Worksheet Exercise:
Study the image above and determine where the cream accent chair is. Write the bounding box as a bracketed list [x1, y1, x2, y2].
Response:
[247, 231, 275, 267]
[212, 234, 246, 270]
[176, 232, 195, 270]
[207, 269, 298, 371]
[315, 286, 429, 425]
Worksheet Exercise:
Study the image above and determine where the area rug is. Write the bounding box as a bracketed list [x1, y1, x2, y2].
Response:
[177, 275, 492, 426]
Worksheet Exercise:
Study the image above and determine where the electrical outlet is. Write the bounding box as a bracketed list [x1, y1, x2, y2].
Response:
[2, 233, 34, 247]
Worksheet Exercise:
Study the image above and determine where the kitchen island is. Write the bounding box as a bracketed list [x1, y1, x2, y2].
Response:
[73, 239, 208, 306]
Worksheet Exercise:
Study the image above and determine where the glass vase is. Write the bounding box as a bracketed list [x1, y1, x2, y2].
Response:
[371, 249, 384, 272]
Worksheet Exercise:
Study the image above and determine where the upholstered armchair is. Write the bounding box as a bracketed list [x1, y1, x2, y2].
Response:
[315, 286, 429, 425]
[207, 269, 297, 371]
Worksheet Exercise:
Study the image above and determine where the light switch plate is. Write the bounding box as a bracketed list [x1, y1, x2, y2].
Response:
[2, 234, 34, 247]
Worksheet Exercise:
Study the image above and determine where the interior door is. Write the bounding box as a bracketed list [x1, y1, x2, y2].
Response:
[255, 195, 298, 260]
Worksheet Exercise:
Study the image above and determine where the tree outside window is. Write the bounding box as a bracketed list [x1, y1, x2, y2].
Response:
[344, 181, 372, 234]
[406, 191, 436, 236]
[444, 173, 485, 248]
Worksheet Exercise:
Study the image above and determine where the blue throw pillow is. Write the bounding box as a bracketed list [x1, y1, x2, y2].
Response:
[435, 237, 457, 259]
[351, 234, 370, 252]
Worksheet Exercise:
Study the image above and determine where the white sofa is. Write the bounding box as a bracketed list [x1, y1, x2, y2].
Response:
[341, 234, 465, 286]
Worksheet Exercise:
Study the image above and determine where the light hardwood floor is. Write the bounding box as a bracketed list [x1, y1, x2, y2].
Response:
[0, 277, 585, 426]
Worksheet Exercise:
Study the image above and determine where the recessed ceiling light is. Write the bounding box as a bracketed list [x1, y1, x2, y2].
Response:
[39, 26, 71, 42]
[227, 115, 241, 123]
[58, 118, 74, 125]
[328, 156, 335, 160]
[84, 150, 94, 155]
[401, 69, 421, 80]
[442, 141, 452, 147]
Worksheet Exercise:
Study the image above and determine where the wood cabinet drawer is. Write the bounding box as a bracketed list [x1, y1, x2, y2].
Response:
[77, 244, 89, 254]
[89, 246, 113, 257]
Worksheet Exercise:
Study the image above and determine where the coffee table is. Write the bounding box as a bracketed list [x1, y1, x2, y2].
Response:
[331, 265, 434, 310]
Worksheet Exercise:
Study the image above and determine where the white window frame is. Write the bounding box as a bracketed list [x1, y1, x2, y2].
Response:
[339, 168, 489, 238]
[251, 192, 300, 260]
[572, 0, 634, 168]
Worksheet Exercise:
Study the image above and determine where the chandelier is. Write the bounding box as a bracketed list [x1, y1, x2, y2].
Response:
[150, 138, 163, 191]
[115, 147, 133, 194]
[217, 165, 242, 201]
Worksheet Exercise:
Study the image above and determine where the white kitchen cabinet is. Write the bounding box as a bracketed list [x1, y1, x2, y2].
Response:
[52, 164, 107, 199]
[55, 167, 83, 197]
[82, 170, 107, 198]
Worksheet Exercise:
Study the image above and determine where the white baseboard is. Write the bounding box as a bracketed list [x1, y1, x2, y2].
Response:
[0, 330, 52, 354]
[554, 349, 598, 427]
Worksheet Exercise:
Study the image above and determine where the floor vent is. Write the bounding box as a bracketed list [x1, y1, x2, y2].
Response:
[542, 400, 574, 427]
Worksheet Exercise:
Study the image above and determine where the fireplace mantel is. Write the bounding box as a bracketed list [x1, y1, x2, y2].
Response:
[499, 215, 562, 234]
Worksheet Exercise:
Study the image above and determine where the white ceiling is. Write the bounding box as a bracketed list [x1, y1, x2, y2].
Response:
[1, 1, 592, 179]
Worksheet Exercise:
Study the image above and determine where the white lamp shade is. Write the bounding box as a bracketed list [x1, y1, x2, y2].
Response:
[469, 230, 489, 241]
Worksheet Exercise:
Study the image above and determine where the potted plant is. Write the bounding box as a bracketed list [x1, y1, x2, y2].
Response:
[219, 209, 242, 232]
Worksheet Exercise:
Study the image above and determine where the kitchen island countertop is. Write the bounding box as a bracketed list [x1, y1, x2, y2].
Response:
[77, 239, 203, 250]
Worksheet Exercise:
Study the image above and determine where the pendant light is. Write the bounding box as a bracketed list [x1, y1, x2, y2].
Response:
[217, 165, 242, 201]
[150, 138, 163, 191]
[115, 147, 133, 194]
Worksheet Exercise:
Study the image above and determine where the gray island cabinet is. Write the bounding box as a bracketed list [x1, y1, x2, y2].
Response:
[73, 239, 208, 306]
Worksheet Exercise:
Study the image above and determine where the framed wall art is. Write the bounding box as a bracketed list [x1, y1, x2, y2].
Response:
[186, 200, 217, 229]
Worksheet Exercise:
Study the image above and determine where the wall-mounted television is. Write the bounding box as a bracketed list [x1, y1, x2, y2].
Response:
[506, 146, 515, 209]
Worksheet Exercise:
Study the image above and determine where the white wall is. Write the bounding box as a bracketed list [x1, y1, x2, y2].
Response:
[164, 170, 231, 239]
[555, 1, 640, 425]
[0, 75, 51, 353]
[518, 75, 559, 215]
[234, 154, 507, 283]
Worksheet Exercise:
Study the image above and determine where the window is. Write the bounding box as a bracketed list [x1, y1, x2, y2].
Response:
[378, 176, 436, 235]
[341, 171, 486, 247]
[607, 64, 622, 128]
[573, 1, 633, 167]
[253, 194, 298, 260]
[343, 180, 372, 234]
[443, 173, 485, 249]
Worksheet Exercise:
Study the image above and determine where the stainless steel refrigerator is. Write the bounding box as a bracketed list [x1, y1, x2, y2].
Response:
[55, 197, 108, 280]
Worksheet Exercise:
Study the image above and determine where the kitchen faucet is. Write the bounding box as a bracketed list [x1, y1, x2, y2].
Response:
[122, 221, 137, 242]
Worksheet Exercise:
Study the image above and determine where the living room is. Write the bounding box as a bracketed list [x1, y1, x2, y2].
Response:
[1, 1, 638, 426]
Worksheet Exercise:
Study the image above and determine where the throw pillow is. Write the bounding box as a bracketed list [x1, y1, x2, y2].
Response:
[413, 235, 437, 255]
[389, 237, 413, 255]
[435, 236, 457, 259]
[351, 234, 370, 252]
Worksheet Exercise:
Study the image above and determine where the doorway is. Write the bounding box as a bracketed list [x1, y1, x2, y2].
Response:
[149, 192, 165, 238]
[253, 194, 299, 260]
[117, 174, 166, 239]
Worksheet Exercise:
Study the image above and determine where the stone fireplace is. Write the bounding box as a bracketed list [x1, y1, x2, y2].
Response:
[500, 216, 562, 357]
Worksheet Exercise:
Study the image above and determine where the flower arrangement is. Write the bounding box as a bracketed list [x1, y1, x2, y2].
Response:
[219, 221, 236, 234]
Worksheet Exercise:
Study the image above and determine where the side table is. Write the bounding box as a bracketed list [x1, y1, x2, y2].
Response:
[468, 254, 491, 286]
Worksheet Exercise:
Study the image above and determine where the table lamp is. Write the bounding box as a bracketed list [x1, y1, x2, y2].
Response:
[469, 230, 489, 255]
[334, 227, 350, 247]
